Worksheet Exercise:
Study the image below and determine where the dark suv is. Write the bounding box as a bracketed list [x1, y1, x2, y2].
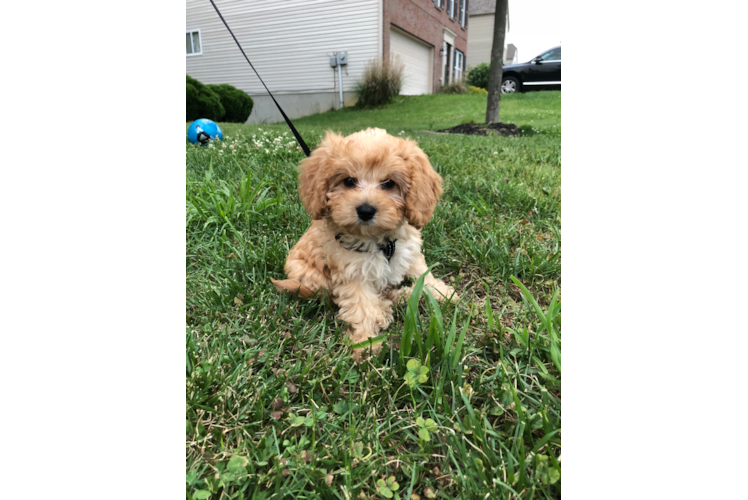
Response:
[501, 46, 561, 94]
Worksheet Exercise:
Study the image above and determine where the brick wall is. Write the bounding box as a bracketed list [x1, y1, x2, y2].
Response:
[383, 0, 469, 92]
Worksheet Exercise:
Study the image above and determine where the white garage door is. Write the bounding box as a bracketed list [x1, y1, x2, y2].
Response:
[390, 28, 432, 95]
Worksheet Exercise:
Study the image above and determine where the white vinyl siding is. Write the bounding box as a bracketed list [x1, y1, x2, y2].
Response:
[186, 0, 381, 94]
[390, 28, 432, 95]
[467, 13, 514, 68]
[466, 14, 493, 67]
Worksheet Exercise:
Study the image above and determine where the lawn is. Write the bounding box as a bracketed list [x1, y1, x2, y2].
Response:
[186, 91, 561, 499]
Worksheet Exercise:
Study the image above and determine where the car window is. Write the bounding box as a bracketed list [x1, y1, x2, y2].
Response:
[539, 47, 561, 61]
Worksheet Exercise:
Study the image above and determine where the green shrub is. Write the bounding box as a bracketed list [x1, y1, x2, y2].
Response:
[466, 62, 490, 89]
[354, 56, 404, 107]
[206, 84, 254, 123]
[467, 85, 488, 95]
[438, 81, 467, 94]
[186, 75, 225, 122]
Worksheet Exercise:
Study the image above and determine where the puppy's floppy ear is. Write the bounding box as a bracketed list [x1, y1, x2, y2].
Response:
[298, 131, 342, 219]
[402, 141, 443, 228]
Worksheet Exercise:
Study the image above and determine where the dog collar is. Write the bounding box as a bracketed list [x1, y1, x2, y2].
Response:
[335, 233, 397, 262]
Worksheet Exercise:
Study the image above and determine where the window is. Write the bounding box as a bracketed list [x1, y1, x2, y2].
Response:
[186, 30, 202, 56]
[447, 0, 455, 18]
[459, 0, 466, 27]
[539, 47, 561, 61]
[433, 0, 443, 8]
[453, 49, 464, 81]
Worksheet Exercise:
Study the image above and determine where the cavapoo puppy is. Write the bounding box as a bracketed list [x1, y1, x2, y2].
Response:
[272, 128, 456, 360]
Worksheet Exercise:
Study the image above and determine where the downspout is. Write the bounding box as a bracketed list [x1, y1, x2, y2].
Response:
[338, 63, 344, 110]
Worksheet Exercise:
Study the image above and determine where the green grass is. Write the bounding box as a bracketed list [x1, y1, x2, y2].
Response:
[186, 92, 561, 499]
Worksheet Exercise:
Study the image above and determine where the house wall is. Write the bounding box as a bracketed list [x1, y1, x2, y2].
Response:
[466, 12, 515, 68]
[466, 13, 493, 67]
[383, 0, 468, 90]
[186, 0, 382, 124]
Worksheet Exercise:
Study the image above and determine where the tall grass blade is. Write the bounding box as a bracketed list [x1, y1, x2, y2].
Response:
[451, 320, 469, 371]
[484, 283, 494, 331]
[517, 438, 526, 491]
[423, 288, 444, 354]
[511, 276, 561, 373]
[425, 316, 438, 362]
[511, 276, 547, 326]
[443, 306, 458, 365]
[400, 269, 428, 361]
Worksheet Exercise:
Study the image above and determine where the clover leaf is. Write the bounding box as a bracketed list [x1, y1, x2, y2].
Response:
[534, 454, 560, 485]
[416, 416, 438, 442]
[403, 359, 429, 388]
[333, 400, 348, 415]
[352, 441, 364, 458]
[226, 455, 248, 476]
[376, 476, 400, 498]
[288, 413, 306, 427]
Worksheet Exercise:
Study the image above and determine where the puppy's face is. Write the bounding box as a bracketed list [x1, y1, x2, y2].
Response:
[298, 128, 443, 236]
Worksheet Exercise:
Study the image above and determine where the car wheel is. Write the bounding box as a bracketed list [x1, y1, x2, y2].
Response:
[501, 76, 520, 94]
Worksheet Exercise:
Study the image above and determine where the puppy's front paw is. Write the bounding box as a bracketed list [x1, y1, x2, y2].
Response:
[443, 285, 459, 301]
[349, 322, 385, 363]
[376, 303, 393, 329]
[384, 286, 411, 304]
[428, 281, 459, 302]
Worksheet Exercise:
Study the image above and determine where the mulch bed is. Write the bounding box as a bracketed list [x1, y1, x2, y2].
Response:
[436, 121, 521, 137]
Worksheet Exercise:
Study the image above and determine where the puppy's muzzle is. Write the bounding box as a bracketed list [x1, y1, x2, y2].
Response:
[356, 203, 377, 222]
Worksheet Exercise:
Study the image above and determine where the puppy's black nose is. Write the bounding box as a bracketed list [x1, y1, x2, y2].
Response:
[356, 203, 377, 221]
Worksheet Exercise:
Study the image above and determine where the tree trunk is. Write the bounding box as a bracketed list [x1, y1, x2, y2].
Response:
[485, 0, 508, 124]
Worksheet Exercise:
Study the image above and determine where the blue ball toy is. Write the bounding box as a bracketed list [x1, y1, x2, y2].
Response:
[187, 119, 224, 145]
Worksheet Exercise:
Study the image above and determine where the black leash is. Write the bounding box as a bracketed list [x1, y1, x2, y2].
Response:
[208, 0, 311, 157]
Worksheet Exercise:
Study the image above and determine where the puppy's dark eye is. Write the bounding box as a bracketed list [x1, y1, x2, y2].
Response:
[343, 177, 357, 188]
[381, 179, 396, 190]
